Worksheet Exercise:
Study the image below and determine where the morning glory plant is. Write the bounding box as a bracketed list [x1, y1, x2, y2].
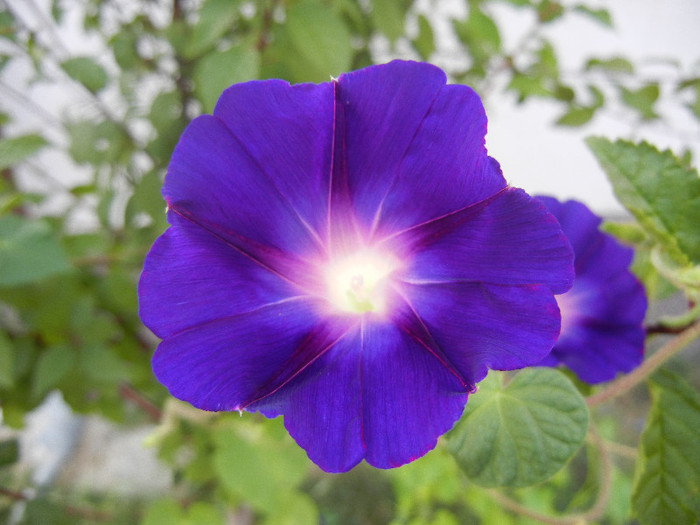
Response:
[138, 60, 575, 472]
[4, 2, 700, 522]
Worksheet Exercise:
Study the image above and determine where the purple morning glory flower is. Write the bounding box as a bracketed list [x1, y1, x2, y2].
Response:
[138, 60, 574, 472]
[535, 196, 647, 384]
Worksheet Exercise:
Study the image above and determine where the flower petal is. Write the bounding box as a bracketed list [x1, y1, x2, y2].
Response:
[138, 213, 301, 339]
[213, 79, 334, 239]
[536, 196, 647, 383]
[573, 272, 647, 325]
[252, 317, 468, 472]
[163, 115, 323, 258]
[550, 273, 646, 382]
[360, 320, 468, 469]
[151, 298, 332, 412]
[336, 60, 448, 229]
[387, 187, 574, 294]
[372, 84, 506, 237]
[537, 196, 634, 281]
[549, 321, 644, 384]
[252, 327, 366, 473]
[396, 281, 562, 384]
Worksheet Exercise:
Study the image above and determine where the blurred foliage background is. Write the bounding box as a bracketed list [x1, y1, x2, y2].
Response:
[1, 0, 699, 523]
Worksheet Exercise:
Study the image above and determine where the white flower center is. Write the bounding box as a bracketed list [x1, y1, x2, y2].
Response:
[324, 250, 396, 314]
[555, 289, 579, 335]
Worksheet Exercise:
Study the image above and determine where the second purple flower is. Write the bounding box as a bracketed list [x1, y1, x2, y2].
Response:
[138, 60, 574, 472]
[536, 196, 647, 383]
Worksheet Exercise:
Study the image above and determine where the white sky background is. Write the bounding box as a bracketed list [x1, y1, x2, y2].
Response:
[473, 0, 700, 215]
[4, 0, 700, 217]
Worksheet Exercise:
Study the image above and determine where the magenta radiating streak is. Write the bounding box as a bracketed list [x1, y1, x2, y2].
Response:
[326, 78, 363, 260]
[366, 91, 442, 243]
[166, 205, 311, 289]
[239, 319, 356, 411]
[391, 284, 472, 391]
[358, 318, 368, 450]
[209, 108, 328, 255]
[376, 188, 507, 257]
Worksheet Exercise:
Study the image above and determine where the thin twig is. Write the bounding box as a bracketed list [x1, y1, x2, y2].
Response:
[646, 302, 700, 335]
[601, 439, 637, 460]
[256, 0, 280, 52]
[118, 382, 163, 422]
[24, 0, 70, 59]
[0, 487, 111, 521]
[0, 79, 65, 131]
[171, 0, 195, 118]
[487, 490, 576, 525]
[0, 487, 27, 501]
[587, 321, 700, 407]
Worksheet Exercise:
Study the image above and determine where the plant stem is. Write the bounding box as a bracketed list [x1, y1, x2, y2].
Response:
[587, 321, 700, 407]
[118, 382, 162, 422]
[646, 302, 700, 334]
[256, 0, 279, 52]
[0, 486, 27, 501]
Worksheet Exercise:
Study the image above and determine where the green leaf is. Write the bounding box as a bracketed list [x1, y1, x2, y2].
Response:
[534, 40, 558, 79]
[632, 369, 700, 525]
[79, 344, 130, 383]
[140, 499, 183, 525]
[184, 0, 239, 59]
[370, 0, 406, 43]
[620, 83, 660, 120]
[589, 84, 605, 108]
[446, 368, 588, 488]
[574, 5, 612, 27]
[0, 332, 14, 388]
[182, 502, 223, 525]
[601, 220, 648, 246]
[50, 0, 65, 23]
[585, 56, 634, 74]
[61, 56, 108, 92]
[648, 248, 700, 300]
[0, 134, 47, 170]
[148, 92, 182, 133]
[213, 417, 310, 513]
[508, 73, 549, 100]
[67, 120, 129, 166]
[284, 1, 353, 82]
[553, 83, 575, 102]
[164, 20, 188, 56]
[556, 106, 595, 126]
[0, 10, 17, 43]
[537, 0, 564, 23]
[193, 44, 259, 113]
[413, 15, 435, 60]
[125, 170, 167, 230]
[262, 493, 318, 525]
[586, 138, 700, 266]
[110, 32, 139, 70]
[391, 446, 461, 516]
[0, 438, 19, 468]
[678, 78, 700, 119]
[31, 344, 76, 399]
[0, 215, 70, 287]
[145, 92, 185, 165]
[455, 6, 500, 59]
[630, 248, 678, 300]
